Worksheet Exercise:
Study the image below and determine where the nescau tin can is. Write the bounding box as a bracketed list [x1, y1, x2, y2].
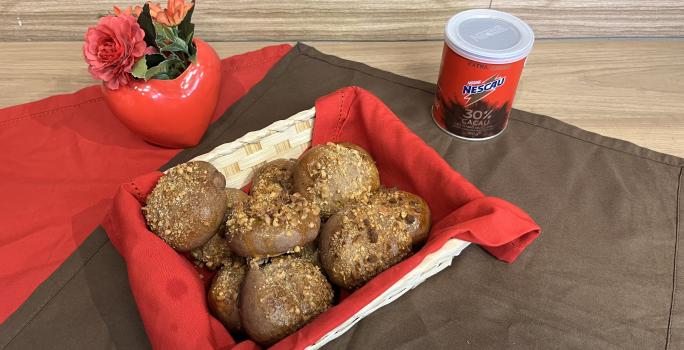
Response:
[433, 9, 535, 140]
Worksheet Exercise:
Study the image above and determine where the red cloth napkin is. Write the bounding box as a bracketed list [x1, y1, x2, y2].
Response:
[0, 44, 291, 324]
[104, 86, 541, 349]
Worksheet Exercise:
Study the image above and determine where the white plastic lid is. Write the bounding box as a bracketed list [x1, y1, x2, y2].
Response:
[445, 9, 535, 64]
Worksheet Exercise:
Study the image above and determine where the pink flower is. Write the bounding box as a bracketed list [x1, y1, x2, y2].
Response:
[83, 14, 147, 90]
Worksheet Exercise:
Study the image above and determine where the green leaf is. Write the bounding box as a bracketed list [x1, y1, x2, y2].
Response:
[131, 57, 148, 79]
[170, 59, 189, 79]
[154, 23, 175, 43]
[137, 4, 157, 48]
[145, 53, 165, 68]
[187, 37, 196, 57]
[178, 3, 195, 44]
[167, 58, 188, 80]
[145, 58, 184, 80]
[184, 23, 195, 44]
[145, 61, 169, 80]
[160, 37, 189, 54]
[152, 23, 189, 55]
[164, 51, 181, 61]
[188, 53, 197, 65]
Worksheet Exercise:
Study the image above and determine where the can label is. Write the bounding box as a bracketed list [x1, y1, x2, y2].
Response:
[433, 44, 526, 139]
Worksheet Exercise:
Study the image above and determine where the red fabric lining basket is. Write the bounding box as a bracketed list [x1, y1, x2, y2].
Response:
[103, 86, 540, 349]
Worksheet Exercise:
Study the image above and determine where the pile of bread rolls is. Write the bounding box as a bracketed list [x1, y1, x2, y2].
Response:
[142, 142, 431, 346]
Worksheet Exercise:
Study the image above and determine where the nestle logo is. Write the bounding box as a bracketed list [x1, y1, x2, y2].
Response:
[463, 77, 506, 95]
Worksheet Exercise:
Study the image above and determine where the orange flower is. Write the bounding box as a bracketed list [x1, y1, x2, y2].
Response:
[112, 5, 143, 17]
[153, 0, 194, 27]
[147, 2, 162, 17]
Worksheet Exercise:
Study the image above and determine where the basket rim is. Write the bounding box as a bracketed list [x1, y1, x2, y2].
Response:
[192, 107, 316, 164]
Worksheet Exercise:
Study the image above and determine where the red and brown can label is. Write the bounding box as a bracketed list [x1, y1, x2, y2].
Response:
[433, 44, 526, 140]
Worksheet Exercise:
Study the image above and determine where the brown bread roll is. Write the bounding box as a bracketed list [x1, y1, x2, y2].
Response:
[221, 188, 251, 234]
[225, 188, 250, 210]
[207, 257, 247, 333]
[192, 188, 249, 269]
[293, 142, 380, 218]
[227, 160, 321, 258]
[294, 241, 321, 268]
[240, 255, 334, 346]
[221, 188, 250, 232]
[318, 204, 412, 290]
[143, 161, 227, 252]
[191, 233, 232, 270]
[369, 188, 432, 246]
[226, 192, 320, 258]
[250, 159, 296, 199]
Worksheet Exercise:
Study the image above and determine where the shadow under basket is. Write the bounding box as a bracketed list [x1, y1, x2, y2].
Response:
[192, 107, 470, 349]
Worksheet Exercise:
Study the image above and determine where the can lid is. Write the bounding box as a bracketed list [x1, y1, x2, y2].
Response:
[445, 9, 535, 64]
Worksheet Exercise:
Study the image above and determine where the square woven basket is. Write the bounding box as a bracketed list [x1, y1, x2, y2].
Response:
[192, 107, 471, 349]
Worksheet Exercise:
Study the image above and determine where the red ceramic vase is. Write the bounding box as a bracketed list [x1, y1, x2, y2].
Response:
[102, 39, 222, 148]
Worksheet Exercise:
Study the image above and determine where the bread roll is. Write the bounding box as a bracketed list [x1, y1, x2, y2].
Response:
[207, 257, 247, 333]
[143, 161, 227, 251]
[227, 160, 321, 258]
[369, 188, 431, 246]
[192, 188, 249, 269]
[250, 159, 296, 199]
[226, 193, 321, 258]
[225, 188, 250, 211]
[293, 142, 380, 218]
[191, 233, 232, 270]
[318, 204, 412, 289]
[240, 255, 333, 345]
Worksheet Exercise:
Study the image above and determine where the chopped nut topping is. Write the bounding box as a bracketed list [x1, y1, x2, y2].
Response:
[142, 161, 227, 251]
[293, 143, 380, 218]
[320, 203, 412, 290]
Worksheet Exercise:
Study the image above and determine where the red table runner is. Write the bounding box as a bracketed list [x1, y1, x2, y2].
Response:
[0, 44, 291, 323]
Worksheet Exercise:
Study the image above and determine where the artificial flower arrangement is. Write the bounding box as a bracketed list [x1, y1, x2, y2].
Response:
[84, 0, 196, 90]
[83, 0, 222, 148]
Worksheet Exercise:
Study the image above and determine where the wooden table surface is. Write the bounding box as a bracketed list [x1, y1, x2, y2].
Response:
[4, 1, 683, 40]
[2, 40, 684, 157]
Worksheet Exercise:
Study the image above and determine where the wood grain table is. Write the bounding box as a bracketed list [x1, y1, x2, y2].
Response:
[2, 40, 683, 157]
[4, 1, 683, 40]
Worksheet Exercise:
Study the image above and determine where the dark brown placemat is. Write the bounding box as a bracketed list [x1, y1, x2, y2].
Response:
[2, 43, 682, 350]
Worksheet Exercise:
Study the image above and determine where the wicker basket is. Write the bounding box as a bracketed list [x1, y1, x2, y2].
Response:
[192, 107, 471, 349]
